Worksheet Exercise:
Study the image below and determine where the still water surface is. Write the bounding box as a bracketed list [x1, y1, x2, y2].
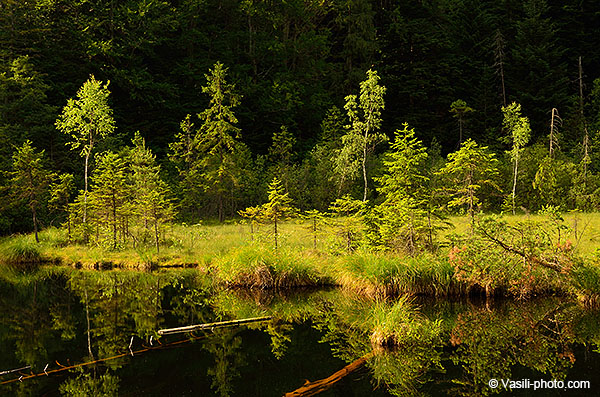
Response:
[0, 267, 598, 396]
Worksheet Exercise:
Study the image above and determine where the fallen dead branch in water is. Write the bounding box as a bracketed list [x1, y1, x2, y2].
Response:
[157, 316, 273, 335]
[285, 352, 374, 397]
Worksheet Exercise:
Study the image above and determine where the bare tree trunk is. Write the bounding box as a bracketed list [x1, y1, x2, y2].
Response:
[84, 152, 89, 225]
[512, 155, 518, 215]
[32, 206, 39, 243]
[549, 108, 558, 159]
[274, 215, 278, 250]
[579, 56, 590, 183]
[362, 132, 368, 202]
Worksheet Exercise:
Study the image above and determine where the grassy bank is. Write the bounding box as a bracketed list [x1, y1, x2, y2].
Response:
[2, 213, 600, 302]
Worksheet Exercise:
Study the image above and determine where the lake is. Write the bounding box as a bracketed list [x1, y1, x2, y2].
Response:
[0, 267, 598, 396]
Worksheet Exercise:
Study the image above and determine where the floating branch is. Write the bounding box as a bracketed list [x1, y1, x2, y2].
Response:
[0, 365, 32, 376]
[158, 316, 273, 336]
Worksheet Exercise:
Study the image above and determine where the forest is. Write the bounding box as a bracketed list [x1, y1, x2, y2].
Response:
[2, 0, 600, 239]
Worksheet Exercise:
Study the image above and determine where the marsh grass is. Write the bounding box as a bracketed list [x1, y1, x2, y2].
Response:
[369, 296, 442, 348]
[5, 213, 600, 297]
[212, 244, 332, 289]
[572, 264, 600, 306]
[333, 251, 462, 297]
[0, 235, 45, 271]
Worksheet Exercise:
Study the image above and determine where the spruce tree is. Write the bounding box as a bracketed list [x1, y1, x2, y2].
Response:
[9, 140, 53, 243]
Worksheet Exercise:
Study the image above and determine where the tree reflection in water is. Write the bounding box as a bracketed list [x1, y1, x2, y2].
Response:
[0, 268, 599, 396]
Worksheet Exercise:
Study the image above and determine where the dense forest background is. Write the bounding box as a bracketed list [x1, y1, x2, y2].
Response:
[2, 0, 600, 235]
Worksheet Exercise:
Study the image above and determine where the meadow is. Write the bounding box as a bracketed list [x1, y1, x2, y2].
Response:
[2, 212, 600, 303]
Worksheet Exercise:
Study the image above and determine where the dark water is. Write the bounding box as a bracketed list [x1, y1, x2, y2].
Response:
[0, 267, 599, 396]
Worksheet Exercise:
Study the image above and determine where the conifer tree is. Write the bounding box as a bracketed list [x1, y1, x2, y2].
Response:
[374, 124, 430, 252]
[329, 195, 366, 252]
[49, 173, 74, 239]
[260, 178, 296, 250]
[9, 140, 53, 243]
[130, 132, 173, 253]
[89, 151, 128, 249]
[170, 62, 242, 222]
[438, 139, 500, 229]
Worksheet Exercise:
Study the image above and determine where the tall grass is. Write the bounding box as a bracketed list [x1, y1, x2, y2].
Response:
[333, 251, 462, 297]
[572, 264, 600, 307]
[0, 235, 45, 271]
[369, 296, 442, 348]
[212, 245, 333, 289]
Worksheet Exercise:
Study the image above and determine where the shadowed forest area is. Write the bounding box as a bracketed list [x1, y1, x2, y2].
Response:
[3, 0, 600, 233]
[2, 1, 600, 305]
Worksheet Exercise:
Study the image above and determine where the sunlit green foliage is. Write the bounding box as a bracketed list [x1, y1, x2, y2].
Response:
[437, 139, 500, 228]
[55, 76, 115, 229]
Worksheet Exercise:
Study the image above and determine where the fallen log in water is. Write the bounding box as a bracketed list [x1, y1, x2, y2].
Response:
[285, 352, 374, 397]
[158, 316, 273, 335]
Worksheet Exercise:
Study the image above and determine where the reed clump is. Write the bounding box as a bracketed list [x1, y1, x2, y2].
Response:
[333, 251, 462, 297]
[369, 296, 442, 349]
[0, 235, 45, 270]
[572, 264, 600, 307]
[212, 245, 332, 289]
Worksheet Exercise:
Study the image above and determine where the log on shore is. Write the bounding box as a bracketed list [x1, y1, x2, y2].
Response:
[158, 316, 272, 335]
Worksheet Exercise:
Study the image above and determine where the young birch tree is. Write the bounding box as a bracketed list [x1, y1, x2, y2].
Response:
[338, 69, 386, 201]
[502, 102, 531, 215]
[55, 76, 115, 230]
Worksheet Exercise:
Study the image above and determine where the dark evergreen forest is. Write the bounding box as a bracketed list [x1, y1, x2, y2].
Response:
[2, 0, 600, 235]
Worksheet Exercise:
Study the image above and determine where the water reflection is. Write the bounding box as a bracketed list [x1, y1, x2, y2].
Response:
[0, 267, 599, 396]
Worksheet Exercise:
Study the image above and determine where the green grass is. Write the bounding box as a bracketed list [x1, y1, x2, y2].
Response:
[0, 235, 45, 270]
[212, 244, 332, 288]
[333, 251, 461, 297]
[5, 212, 600, 302]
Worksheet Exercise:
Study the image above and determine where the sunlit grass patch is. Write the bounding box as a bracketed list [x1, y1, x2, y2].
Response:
[333, 251, 461, 297]
[0, 235, 45, 270]
[212, 244, 332, 289]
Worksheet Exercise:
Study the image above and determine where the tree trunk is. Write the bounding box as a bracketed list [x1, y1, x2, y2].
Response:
[84, 152, 89, 225]
[32, 206, 39, 243]
[512, 155, 518, 215]
[274, 215, 278, 250]
[112, 191, 117, 250]
[362, 131, 368, 202]
[154, 216, 160, 254]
